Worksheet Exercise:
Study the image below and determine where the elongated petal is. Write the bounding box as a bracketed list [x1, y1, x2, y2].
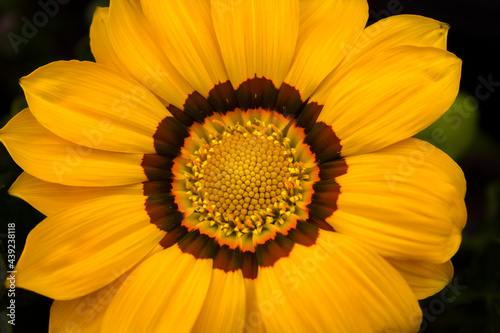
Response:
[13, 195, 165, 299]
[141, 0, 228, 97]
[192, 269, 246, 333]
[388, 259, 454, 299]
[311, 14, 451, 106]
[256, 231, 422, 332]
[102, 245, 213, 332]
[329, 138, 466, 262]
[212, 0, 299, 89]
[9, 172, 143, 216]
[243, 279, 267, 333]
[346, 14, 449, 61]
[317, 46, 461, 156]
[0, 109, 147, 186]
[282, 0, 368, 100]
[107, 0, 194, 108]
[21, 60, 168, 153]
[49, 245, 163, 332]
[89, 7, 131, 75]
[50, 282, 120, 332]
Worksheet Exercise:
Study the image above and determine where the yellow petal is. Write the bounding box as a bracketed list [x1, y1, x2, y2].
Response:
[102, 245, 213, 332]
[242, 278, 267, 333]
[317, 45, 461, 156]
[311, 14, 451, 106]
[9, 172, 143, 216]
[282, 0, 368, 99]
[329, 138, 466, 262]
[388, 259, 454, 300]
[192, 269, 246, 333]
[50, 280, 124, 333]
[0, 109, 147, 186]
[256, 230, 422, 332]
[107, 0, 194, 108]
[21, 60, 168, 154]
[89, 7, 131, 75]
[349, 14, 449, 59]
[212, 0, 299, 89]
[141, 0, 228, 97]
[49, 245, 163, 333]
[13, 195, 165, 299]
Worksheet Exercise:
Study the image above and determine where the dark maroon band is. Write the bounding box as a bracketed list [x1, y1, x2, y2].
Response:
[142, 78, 348, 279]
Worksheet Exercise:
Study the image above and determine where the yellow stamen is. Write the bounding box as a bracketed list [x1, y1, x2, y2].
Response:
[183, 115, 309, 236]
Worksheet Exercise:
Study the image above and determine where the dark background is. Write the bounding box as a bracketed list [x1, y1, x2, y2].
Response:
[1, 0, 499, 332]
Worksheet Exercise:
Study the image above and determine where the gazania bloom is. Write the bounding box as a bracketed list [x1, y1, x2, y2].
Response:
[1, 0, 466, 332]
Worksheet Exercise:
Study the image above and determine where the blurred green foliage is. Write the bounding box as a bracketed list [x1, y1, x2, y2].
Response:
[415, 92, 480, 161]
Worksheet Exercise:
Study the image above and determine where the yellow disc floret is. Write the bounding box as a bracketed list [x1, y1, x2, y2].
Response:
[185, 119, 309, 236]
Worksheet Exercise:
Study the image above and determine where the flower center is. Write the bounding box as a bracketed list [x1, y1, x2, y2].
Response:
[185, 120, 308, 235]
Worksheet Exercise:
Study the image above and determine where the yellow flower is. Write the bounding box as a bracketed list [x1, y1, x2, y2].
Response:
[0, 0, 466, 332]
